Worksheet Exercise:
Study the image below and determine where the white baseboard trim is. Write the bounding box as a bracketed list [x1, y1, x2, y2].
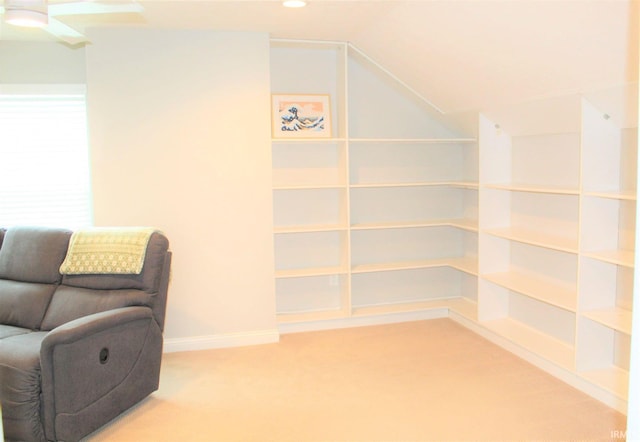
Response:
[278, 308, 449, 334]
[449, 312, 629, 415]
[162, 309, 448, 353]
[163, 329, 280, 353]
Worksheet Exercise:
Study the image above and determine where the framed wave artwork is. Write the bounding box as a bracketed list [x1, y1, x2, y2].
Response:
[272, 94, 332, 138]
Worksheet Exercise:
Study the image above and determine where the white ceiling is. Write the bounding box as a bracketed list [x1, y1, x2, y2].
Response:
[1, 0, 638, 115]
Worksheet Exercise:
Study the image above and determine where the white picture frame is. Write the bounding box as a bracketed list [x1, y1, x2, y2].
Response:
[271, 94, 332, 138]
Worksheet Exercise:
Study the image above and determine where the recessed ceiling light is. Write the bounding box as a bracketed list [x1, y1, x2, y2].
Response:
[283, 0, 307, 8]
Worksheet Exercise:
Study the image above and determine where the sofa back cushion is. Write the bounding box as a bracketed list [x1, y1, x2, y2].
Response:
[0, 280, 58, 329]
[0, 226, 72, 284]
[40, 286, 152, 330]
[43, 231, 170, 330]
[0, 227, 72, 329]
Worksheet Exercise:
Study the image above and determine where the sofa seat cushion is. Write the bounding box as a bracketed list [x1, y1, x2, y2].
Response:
[0, 280, 58, 330]
[40, 286, 152, 331]
[0, 324, 31, 340]
[0, 331, 48, 442]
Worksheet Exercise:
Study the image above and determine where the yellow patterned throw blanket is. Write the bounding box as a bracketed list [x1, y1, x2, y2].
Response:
[59, 227, 156, 275]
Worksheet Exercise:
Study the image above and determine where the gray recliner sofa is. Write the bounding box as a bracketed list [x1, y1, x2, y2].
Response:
[0, 226, 172, 442]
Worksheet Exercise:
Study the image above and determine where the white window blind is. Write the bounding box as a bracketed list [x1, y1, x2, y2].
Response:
[0, 85, 92, 229]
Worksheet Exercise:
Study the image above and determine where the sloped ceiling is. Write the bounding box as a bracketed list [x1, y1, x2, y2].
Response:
[1, 0, 638, 115]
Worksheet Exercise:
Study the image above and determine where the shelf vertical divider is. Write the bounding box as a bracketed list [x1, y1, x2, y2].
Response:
[478, 114, 511, 322]
[340, 42, 352, 318]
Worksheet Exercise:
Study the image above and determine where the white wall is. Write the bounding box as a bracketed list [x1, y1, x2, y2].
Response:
[0, 41, 85, 83]
[84, 29, 278, 350]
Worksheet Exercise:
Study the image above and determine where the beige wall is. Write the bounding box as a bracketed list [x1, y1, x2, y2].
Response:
[84, 29, 277, 348]
[0, 32, 278, 349]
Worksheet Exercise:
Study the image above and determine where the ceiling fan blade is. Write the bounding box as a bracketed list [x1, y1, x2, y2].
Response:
[49, 1, 143, 17]
[44, 16, 88, 45]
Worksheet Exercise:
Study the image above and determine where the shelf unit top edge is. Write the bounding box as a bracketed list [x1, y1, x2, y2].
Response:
[351, 296, 469, 312]
[351, 263, 449, 274]
[350, 220, 478, 231]
[581, 309, 632, 335]
[581, 250, 635, 268]
[481, 272, 577, 312]
[583, 190, 637, 201]
[351, 258, 477, 274]
[273, 184, 346, 190]
[270, 38, 347, 47]
[271, 138, 476, 143]
[483, 183, 580, 195]
[483, 317, 576, 358]
[274, 226, 348, 234]
[275, 267, 348, 278]
[482, 269, 577, 290]
[272, 137, 347, 143]
[483, 228, 579, 254]
[351, 181, 478, 188]
[348, 138, 477, 143]
[502, 129, 582, 137]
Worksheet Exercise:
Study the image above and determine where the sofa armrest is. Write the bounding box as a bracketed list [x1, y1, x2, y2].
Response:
[40, 306, 162, 441]
[41, 305, 153, 347]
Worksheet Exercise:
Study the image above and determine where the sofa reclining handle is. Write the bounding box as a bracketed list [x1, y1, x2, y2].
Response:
[99, 347, 109, 364]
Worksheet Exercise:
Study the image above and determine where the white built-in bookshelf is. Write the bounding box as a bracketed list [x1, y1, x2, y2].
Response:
[479, 92, 637, 410]
[271, 40, 478, 325]
[270, 39, 637, 413]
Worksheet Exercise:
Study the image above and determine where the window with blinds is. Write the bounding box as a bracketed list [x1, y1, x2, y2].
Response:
[0, 85, 92, 229]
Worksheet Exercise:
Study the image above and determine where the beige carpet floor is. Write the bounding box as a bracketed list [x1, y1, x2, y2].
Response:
[86, 318, 626, 441]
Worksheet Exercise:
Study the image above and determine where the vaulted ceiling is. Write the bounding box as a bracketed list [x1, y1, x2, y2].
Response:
[1, 0, 638, 115]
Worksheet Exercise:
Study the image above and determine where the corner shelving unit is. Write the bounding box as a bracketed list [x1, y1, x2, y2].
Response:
[270, 39, 637, 414]
[345, 46, 479, 326]
[478, 90, 637, 411]
[271, 39, 478, 326]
